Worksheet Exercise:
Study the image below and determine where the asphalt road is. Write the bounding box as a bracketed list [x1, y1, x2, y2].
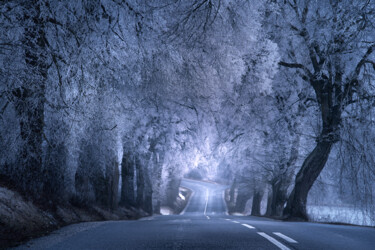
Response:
[15, 179, 375, 250]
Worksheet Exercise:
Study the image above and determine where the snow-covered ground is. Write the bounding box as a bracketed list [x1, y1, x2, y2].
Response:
[308, 205, 375, 226]
[160, 206, 174, 215]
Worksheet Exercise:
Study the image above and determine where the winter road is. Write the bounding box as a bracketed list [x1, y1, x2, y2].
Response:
[14, 179, 375, 249]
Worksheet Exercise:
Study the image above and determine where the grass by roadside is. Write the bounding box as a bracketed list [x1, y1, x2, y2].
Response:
[0, 186, 146, 249]
[223, 188, 375, 227]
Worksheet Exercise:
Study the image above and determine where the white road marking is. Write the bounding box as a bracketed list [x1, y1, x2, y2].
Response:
[232, 221, 240, 224]
[273, 232, 298, 243]
[225, 218, 231, 221]
[257, 232, 290, 250]
[241, 223, 255, 229]
[206, 216, 210, 220]
[204, 188, 209, 215]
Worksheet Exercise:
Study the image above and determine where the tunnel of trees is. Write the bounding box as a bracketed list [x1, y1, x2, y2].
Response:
[1, 0, 375, 222]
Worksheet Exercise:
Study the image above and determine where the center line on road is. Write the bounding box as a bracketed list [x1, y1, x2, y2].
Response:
[241, 223, 255, 229]
[257, 232, 290, 250]
[206, 216, 210, 220]
[273, 232, 298, 243]
[225, 218, 231, 221]
[232, 221, 240, 224]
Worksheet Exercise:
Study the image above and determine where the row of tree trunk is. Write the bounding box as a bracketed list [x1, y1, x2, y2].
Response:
[120, 149, 181, 215]
[229, 137, 334, 219]
[120, 151, 153, 214]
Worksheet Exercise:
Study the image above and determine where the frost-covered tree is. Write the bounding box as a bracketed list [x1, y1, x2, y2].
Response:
[266, 0, 375, 220]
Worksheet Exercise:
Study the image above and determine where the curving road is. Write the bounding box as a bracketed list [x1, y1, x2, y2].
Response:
[15, 179, 375, 249]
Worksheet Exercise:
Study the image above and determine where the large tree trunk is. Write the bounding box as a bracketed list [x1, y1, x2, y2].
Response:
[134, 154, 153, 214]
[251, 190, 263, 216]
[110, 162, 120, 210]
[107, 158, 119, 210]
[266, 181, 286, 217]
[13, 1, 47, 199]
[120, 152, 136, 207]
[283, 74, 341, 220]
[229, 179, 236, 204]
[143, 167, 153, 214]
[265, 191, 273, 216]
[228, 179, 237, 213]
[267, 134, 300, 217]
[152, 152, 164, 214]
[283, 139, 333, 220]
[43, 143, 67, 203]
[234, 188, 251, 213]
[165, 176, 181, 209]
[135, 156, 144, 208]
[266, 181, 276, 217]
[74, 143, 95, 206]
[269, 180, 288, 217]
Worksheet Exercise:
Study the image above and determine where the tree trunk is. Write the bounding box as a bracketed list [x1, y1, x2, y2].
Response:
[234, 188, 251, 213]
[14, 1, 48, 199]
[266, 182, 286, 217]
[133, 154, 153, 214]
[166, 177, 181, 209]
[283, 74, 341, 220]
[120, 152, 136, 207]
[43, 143, 66, 203]
[229, 181, 236, 203]
[270, 180, 288, 217]
[75, 144, 95, 206]
[228, 179, 237, 213]
[152, 152, 164, 214]
[108, 159, 119, 210]
[283, 139, 333, 220]
[266, 134, 300, 217]
[143, 166, 153, 214]
[251, 190, 263, 216]
[265, 190, 273, 216]
[136, 156, 145, 209]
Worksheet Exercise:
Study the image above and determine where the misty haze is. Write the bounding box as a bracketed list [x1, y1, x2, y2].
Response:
[1, 0, 375, 249]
